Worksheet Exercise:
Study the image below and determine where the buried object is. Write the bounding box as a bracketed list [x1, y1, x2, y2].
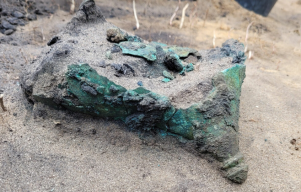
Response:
[21, 0, 248, 184]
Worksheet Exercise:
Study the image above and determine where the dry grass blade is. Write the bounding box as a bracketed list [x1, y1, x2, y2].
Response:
[133, 0, 139, 29]
[245, 21, 254, 43]
[70, 0, 75, 14]
[170, 0, 181, 25]
[179, 3, 189, 29]
[213, 30, 216, 48]
[248, 50, 254, 60]
[245, 21, 254, 52]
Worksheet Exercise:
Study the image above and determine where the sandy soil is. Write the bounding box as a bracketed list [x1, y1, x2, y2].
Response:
[1, 0, 301, 191]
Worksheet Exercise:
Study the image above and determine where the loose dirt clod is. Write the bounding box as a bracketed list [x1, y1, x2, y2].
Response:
[290, 138, 297, 145]
[0, 94, 7, 112]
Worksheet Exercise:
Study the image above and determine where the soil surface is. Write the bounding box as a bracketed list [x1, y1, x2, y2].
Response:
[1, 0, 301, 191]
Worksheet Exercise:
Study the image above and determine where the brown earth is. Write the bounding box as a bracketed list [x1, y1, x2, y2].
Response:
[0, 0, 301, 191]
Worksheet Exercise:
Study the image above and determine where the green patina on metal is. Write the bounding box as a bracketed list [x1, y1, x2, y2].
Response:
[162, 70, 174, 80]
[63, 63, 128, 118]
[185, 63, 194, 72]
[178, 62, 195, 76]
[118, 41, 198, 63]
[63, 63, 171, 129]
[61, 63, 245, 142]
[162, 64, 246, 142]
[119, 42, 157, 61]
[167, 109, 194, 140]
[165, 46, 198, 58]
[53, 60, 246, 182]
[125, 35, 143, 42]
[222, 64, 246, 96]
[118, 40, 198, 81]
[145, 41, 198, 58]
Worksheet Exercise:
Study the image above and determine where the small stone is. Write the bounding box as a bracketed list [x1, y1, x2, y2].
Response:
[2, 11, 8, 16]
[43, 7, 54, 14]
[11, 11, 25, 19]
[106, 51, 112, 60]
[47, 36, 60, 46]
[81, 84, 97, 96]
[162, 78, 171, 83]
[164, 51, 184, 72]
[111, 45, 121, 53]
[54, 121, 61, 125]
[6, 17, 25, 26]
[137, 81, 143, 86]
[111, 63, 123, 73]
[222, 152, 244, 170]
[67, 40, 78, 44]
[290, 138, 296, 145]
[99, 60, 106, 68]
[6, 17, 18, 25]
[107, 28, 127, 43]
[179, 68, 186, 76]
[226, 163, 248, 184]
[4, 29, 15, 35]
[13, 113, 17, 116]
[34, 9, 43, 15]
[27, 14, 37, 21]
[162, 70, 174, 80]
[1, 20, 16, 30]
